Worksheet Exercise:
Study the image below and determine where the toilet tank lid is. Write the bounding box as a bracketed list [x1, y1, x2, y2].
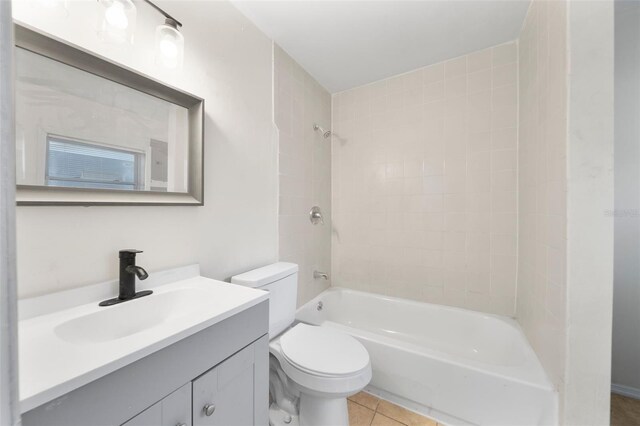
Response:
[231, 262, 298, 288]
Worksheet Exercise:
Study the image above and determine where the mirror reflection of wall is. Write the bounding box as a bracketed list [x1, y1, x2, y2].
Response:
[15, 47, 189, 193]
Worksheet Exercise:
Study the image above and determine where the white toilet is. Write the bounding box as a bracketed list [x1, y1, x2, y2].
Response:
[231, 263, 372, 426]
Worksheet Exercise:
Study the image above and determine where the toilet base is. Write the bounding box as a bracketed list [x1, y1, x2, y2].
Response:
[299, 393, 349, 426]
[269, 403, 300, 426]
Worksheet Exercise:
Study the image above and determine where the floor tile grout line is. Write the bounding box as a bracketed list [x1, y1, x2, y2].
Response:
[348, 397, 378, 412]
[348, 394, 380, 412]
[348, 399, 412, 426]
[372, 412, 410, 426]
[349, 391, 443, 426]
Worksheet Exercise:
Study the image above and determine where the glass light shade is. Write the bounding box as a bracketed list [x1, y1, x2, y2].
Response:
[155, 20, 184, 70]
[97, 0, 136, 44]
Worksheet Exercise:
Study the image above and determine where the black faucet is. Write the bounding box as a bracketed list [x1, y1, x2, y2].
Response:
[99, 249, 152, 307]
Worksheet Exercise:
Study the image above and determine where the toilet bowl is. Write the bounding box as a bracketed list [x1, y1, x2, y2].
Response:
[231, 263, 371, 426]
[270, 323, 371, 426]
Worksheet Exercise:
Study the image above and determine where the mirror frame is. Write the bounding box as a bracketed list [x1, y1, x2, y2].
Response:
[14, 23, 205, 206]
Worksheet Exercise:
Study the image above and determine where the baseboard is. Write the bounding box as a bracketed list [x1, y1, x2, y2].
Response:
[612, 383, 640, 400]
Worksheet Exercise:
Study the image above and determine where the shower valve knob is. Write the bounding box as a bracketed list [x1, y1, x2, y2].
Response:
[309, 206, 324, 225]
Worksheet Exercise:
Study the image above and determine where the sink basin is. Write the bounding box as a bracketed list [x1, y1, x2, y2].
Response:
[19, 268, 269, 413]
[55, 287, 213, 344]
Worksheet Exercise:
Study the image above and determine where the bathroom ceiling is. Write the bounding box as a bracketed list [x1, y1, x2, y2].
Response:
[231, 0, 531, 93]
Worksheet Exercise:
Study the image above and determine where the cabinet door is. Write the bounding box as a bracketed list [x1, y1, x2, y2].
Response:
[161, 384, 192, 426]
[121, 404, 161, 426]
[122, 384, 191, 426]
[192, 344, 257, 426]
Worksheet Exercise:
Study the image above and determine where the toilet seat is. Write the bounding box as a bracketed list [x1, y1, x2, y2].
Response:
[270, 323, 372, 398]
[279, 324, 370, 377]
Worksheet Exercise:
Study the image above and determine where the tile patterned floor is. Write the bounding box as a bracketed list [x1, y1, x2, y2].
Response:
[348, 392, 441, 426]
[350, 391, 640, 426]
[611, 393, 640, 426]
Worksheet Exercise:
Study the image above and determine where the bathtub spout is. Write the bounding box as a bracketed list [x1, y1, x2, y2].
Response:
[313, 270, 329, 280]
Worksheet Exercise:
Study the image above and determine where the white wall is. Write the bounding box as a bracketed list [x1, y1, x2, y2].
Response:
[13, 0, 279, 298]
[564, 0, 614, 423]
[331, 43, 519, 316]
[517, 1, 615, 423]
[612, 0, 640, 398]
[274, 45, 332, 307]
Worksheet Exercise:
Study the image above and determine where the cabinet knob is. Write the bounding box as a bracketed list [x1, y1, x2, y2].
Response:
[204, 403, 216, 416]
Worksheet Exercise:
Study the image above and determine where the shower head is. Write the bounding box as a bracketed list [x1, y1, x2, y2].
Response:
[313, 124, 331, 139]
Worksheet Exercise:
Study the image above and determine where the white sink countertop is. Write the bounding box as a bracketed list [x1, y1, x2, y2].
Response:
[18, 265, 268, 413]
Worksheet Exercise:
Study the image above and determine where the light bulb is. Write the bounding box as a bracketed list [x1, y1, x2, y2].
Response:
[97, 0, 136, 44]
[105, 2, 128, 30]
[155, 19, 184, 69]
[159, 36, 178, 58]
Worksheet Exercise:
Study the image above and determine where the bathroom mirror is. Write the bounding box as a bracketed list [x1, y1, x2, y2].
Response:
[14, 24, 204, 205]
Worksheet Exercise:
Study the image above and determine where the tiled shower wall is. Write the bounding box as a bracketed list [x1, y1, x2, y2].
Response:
[274, 45, 332, 306]
[516, 0, 568, 391]
[331, 42, 519, 316]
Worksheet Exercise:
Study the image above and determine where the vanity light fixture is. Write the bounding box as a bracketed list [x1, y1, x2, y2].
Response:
[97, 0, 136, 44]
[97, 0, 185, 69]
[155, 18, 184, 69]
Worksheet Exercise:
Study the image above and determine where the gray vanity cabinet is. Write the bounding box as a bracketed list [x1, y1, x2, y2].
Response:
[122, 384, 191, 426]
[122, 340, 263, 426]
[22, 301, 269, 426]
[192, 343, 257, 426]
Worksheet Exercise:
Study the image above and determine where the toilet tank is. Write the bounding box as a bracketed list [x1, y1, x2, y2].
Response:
[231, 263, 298, 337]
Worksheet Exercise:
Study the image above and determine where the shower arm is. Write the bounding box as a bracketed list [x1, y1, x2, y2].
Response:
[313, 124, 331, 139]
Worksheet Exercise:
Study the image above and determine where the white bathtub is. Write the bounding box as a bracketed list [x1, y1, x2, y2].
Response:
[296, 288, 557, 426]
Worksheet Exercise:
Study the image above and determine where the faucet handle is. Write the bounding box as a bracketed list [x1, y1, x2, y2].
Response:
[119, 249, 143, 258]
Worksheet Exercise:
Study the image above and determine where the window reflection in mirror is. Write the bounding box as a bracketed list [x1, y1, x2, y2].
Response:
[46, 136, 144, 191]
[15, 47, 189, 194]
